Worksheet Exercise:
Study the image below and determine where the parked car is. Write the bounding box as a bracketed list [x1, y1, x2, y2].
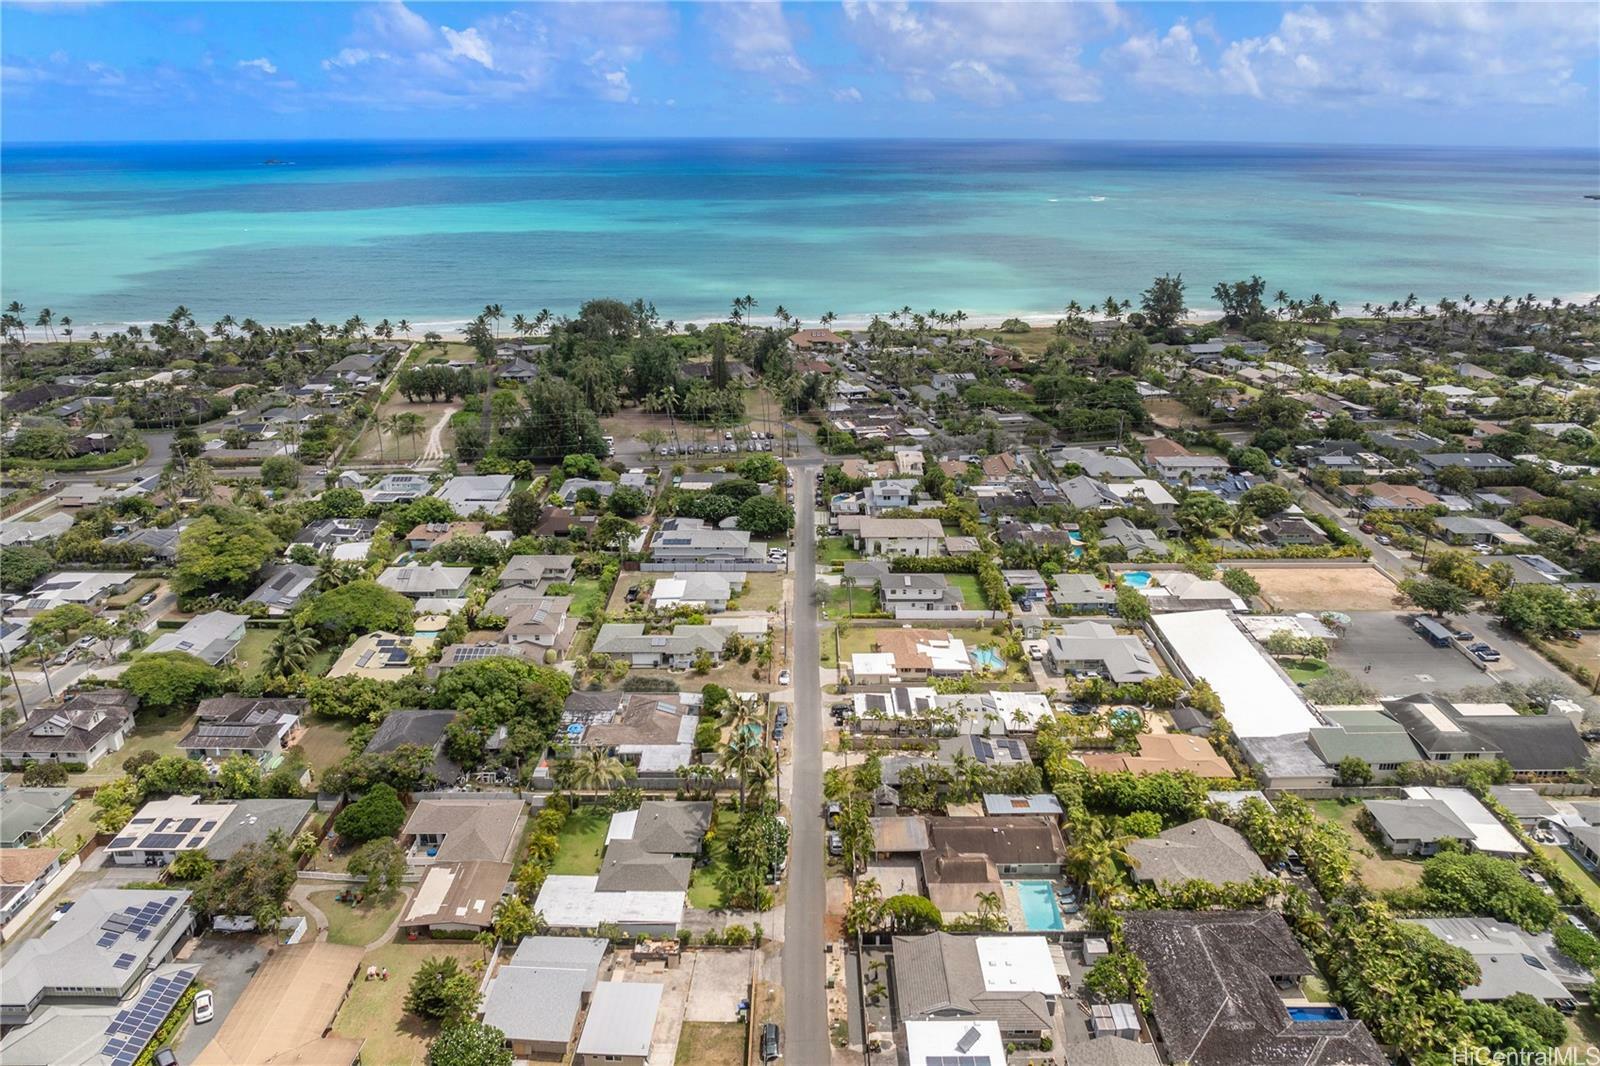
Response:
[825, 802, 842, 827]
[193, 989, 215, 1024]
[1359, 522, 1376, 534]
[827, 832, 844, 856]
[1522, 869, 1555, 896]
[153, 1051, 179, 1066]
[777, 669, 791, 685]
[1451, 629, 1474, 642]
[137, 591, 158, 607]
[48, 901, 74, 925]
[75, 634, 97, 650]
[1375, 534, 1393, 545]
[761, 1023, 781, 1061]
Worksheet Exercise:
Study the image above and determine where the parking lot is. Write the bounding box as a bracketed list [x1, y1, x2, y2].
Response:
[1329, 610, 1575, 698]
[171, 934, 272, 1062]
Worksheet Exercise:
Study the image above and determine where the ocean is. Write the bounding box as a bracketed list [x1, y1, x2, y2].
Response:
[2, 139, 1596, 331]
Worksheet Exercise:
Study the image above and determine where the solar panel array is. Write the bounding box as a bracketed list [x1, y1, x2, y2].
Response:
[449, 643, 500, 662]
[923, 1058, 991, 1066]
[139, 833, 187, 851]
[100, 967, 197, 1066]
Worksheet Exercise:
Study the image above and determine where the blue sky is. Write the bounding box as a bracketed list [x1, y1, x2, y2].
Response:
[4, 1, 1597, 146]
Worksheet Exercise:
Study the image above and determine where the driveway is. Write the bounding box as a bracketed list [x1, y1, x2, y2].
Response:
[781, 463, 827, 1065]
[686, 948, 752, 1022]
[171, 934, 272, 1062]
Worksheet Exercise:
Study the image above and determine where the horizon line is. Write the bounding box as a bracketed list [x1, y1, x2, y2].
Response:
[4, 134, 1598, 153]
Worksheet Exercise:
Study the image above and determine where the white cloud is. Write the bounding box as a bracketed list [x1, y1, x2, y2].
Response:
[322, 47, 378, 71]
[841, 1, 1117, 104]
[832, 85, 863, 104]
[708, 3, 810, 82]
[441, 25, 493, 70]
[237, 57, 277, 76]
[1115, 2, 1594, 109]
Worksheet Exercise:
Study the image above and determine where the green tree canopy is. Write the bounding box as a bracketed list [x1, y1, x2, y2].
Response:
[297, 580, 415, 642]
[335, 782, 407, 843]
[174, 508, 283, 598]
[736, 495, 793, 536]
[191, 837, 298, 929]
[0, 545, 54, 592]
[121, 651, 229, 713]
[428, 1023, 514, 1066]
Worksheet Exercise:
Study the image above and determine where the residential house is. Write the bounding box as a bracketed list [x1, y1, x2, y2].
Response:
[243, 563, 317, 615]
[400, 860, 512, 935]
[893, 934, 1060, 1045]
[1060, 475, 1122, 511]
[865, 479, 918, 515]
[649, 572, 736, 612]
[101, 524, 185, 564]
[401, 798, 524, 865]
[1, 690, 137, 768]
[1125, 819, 1266, 886]
[1364, 786, 1524, 857]
[0, 848, 64, 925]
[378, 562, 474, 598]
[1109, 479, 1178, 513]
[433, 474, 514, 515]
[1080, 734, 1233, 779]
[0, 889, 195, 1026]
[1382, 693, 1588, 777]
[1044, 622, 1160, 683]
[649, 522, 767, 567]
[1416, 452, 1516, 476]
[857, 517, 944, 557]
[499, 554, 576, 589]
[291, 517, 379, 554]
[0, 788, 75, 848]
[106, 795, 312, 866]
[878, 572, 965, 615]
[1260, 516, 1330, 546]
[1049, 447, 1144, 479]
[852, 628, 972, 682]
[363, 708, 461, 785]
[905, 1021, 1007, 1066]
[366, 473, 432, 505]
[1138, 572, 1247, 613]
[502, 596, 574, 655]
[573, 982, 662, 1066]
[895, 447, 926, 476]
[1142, 438, 1230, 482]
[480, 937, 608, 1060]
[0, 514, 73, 547]
[790, 327, 847, 351]
[1406, 917, 1592, 1004]
[1435, 516, 1534, 548]
[327, 632, 435, 680]
[925, 815, 1066, 877]
[590, 623, 731, 670]
[1052, 573, 1116, 613]
[1307, 708, 1423, 780]
[596, 801, 712, 893]
[553, 692, 699, 779]
[144, 611, 247, 665]
[178, 696, 306, 771]
[1098, 518, 1168, 559]
[1121, 911, 1385, 1066]
[405, 521, 485, 551]
[1001, 569, 1048, 607]
[557, 478, 616, 506]
[15, 571, 135, 614]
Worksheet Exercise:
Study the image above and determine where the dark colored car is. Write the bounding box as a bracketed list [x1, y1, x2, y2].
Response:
[761, 1023, 781, 1061]
[154, 1050, 179, 1066]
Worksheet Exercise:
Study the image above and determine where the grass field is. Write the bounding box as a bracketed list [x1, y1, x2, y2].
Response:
[565, 576, 608, 618]
[39, 797, 99, 852]
[550, 808, 611, 875]
[947, 572, 986, 608]
[817, 537, 862, 566]
[1562, 1006, 1600, 1059]
[686, 810, 741, 911]
[232, 628, 278, 677]
[293, 719, 357, 779]
[78, 713, 193, 785]
[733, 571, 785, 613]
[675, 1021, 748, 1066]
[1313, 799, 1426, 892]
[331, 942, 484, 1066]
[310, 889, 405, 948]
[1540, 844, 1600, 913]
[1282, 659, 1331, 684]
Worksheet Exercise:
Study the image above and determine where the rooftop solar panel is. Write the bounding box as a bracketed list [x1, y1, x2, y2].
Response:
[139, 833, 186, 850]
[113, 953, 137, 969]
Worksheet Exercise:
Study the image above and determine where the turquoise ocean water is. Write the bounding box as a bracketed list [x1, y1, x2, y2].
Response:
[2, 140, 1596, 329]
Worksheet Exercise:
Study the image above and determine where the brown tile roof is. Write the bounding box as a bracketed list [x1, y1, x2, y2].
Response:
[1079, 734, 1234, 779]
[0, 847, 60, 885]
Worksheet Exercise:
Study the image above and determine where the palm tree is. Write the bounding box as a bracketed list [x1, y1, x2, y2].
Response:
[397, 319, 412, 338]
[380, 414, 402, 460]
[841, 575, 856, 618]
[60, 317, 73, 346]
[483, 304, 504, 340]
[718, 732, 763, 811]
[512, 314, 530, 337]
[265, 626, 320, 677]
[397, 411, 426, 458]
[572, 748, 628, 804]
[6, 302, 25, 343]
[35, 308, 55, 342]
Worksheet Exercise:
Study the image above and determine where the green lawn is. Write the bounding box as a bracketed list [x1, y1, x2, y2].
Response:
[1312, 799, 1427, 893]
[232, 628, 278, 677]
[550, 807, 611, 875]
[817, 536, 862, 565]
[1283, 659, 1330, 684]
[947, 573, 986, 609]
[309, 889, 405, 948]
[675, 1021, 748, 1066]
[687, 811, 741, 911]
[78, 713, 193, 785]
[293, 719, 357, 779]
[331, 942, 484, 1066]
[566, 577, 607, 618]
[1562, 1005, 1600, 1058]
[824, 584, 885, 622]
[1540, 844, 1600, 913]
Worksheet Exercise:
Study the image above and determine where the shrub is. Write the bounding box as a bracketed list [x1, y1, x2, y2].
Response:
[335, 783, 407, 844]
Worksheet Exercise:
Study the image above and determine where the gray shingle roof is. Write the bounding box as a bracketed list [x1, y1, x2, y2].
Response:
[1127, 819, 1269, 887]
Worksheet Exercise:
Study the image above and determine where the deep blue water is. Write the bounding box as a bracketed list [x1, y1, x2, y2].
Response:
[3, 139, 1596, 329]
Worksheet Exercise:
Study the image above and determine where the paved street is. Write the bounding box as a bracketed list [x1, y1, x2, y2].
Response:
[782, 463, 827, 1065]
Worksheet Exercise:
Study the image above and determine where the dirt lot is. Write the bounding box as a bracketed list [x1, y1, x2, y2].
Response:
[351, 400, 457, 463]
[1144, 397, 1209, 430]
[1248, 565, 1397, 613]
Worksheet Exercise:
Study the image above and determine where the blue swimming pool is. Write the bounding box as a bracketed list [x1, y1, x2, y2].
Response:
[971, 647, 1004, 670]
[1287, 1006, 1347, 1022]
[1012, 880, 1064, 931]
[1121, 571, 1154, 588]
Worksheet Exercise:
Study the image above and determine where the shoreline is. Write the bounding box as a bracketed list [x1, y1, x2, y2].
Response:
[41, 293, 1600, 344]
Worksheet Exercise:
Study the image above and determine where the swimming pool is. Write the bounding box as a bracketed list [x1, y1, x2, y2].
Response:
[1121, 571, 1154, 588]
[1012, 880, 1064, 931]
[1287, 1006, 1347, 1022]
[971, 647, 1004, 670]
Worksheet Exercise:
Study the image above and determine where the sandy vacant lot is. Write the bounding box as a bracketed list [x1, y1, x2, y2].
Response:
[1248, 565, 1397, 613]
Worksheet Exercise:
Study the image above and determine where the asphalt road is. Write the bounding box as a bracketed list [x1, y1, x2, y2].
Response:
[782, 462, 827, 1065]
